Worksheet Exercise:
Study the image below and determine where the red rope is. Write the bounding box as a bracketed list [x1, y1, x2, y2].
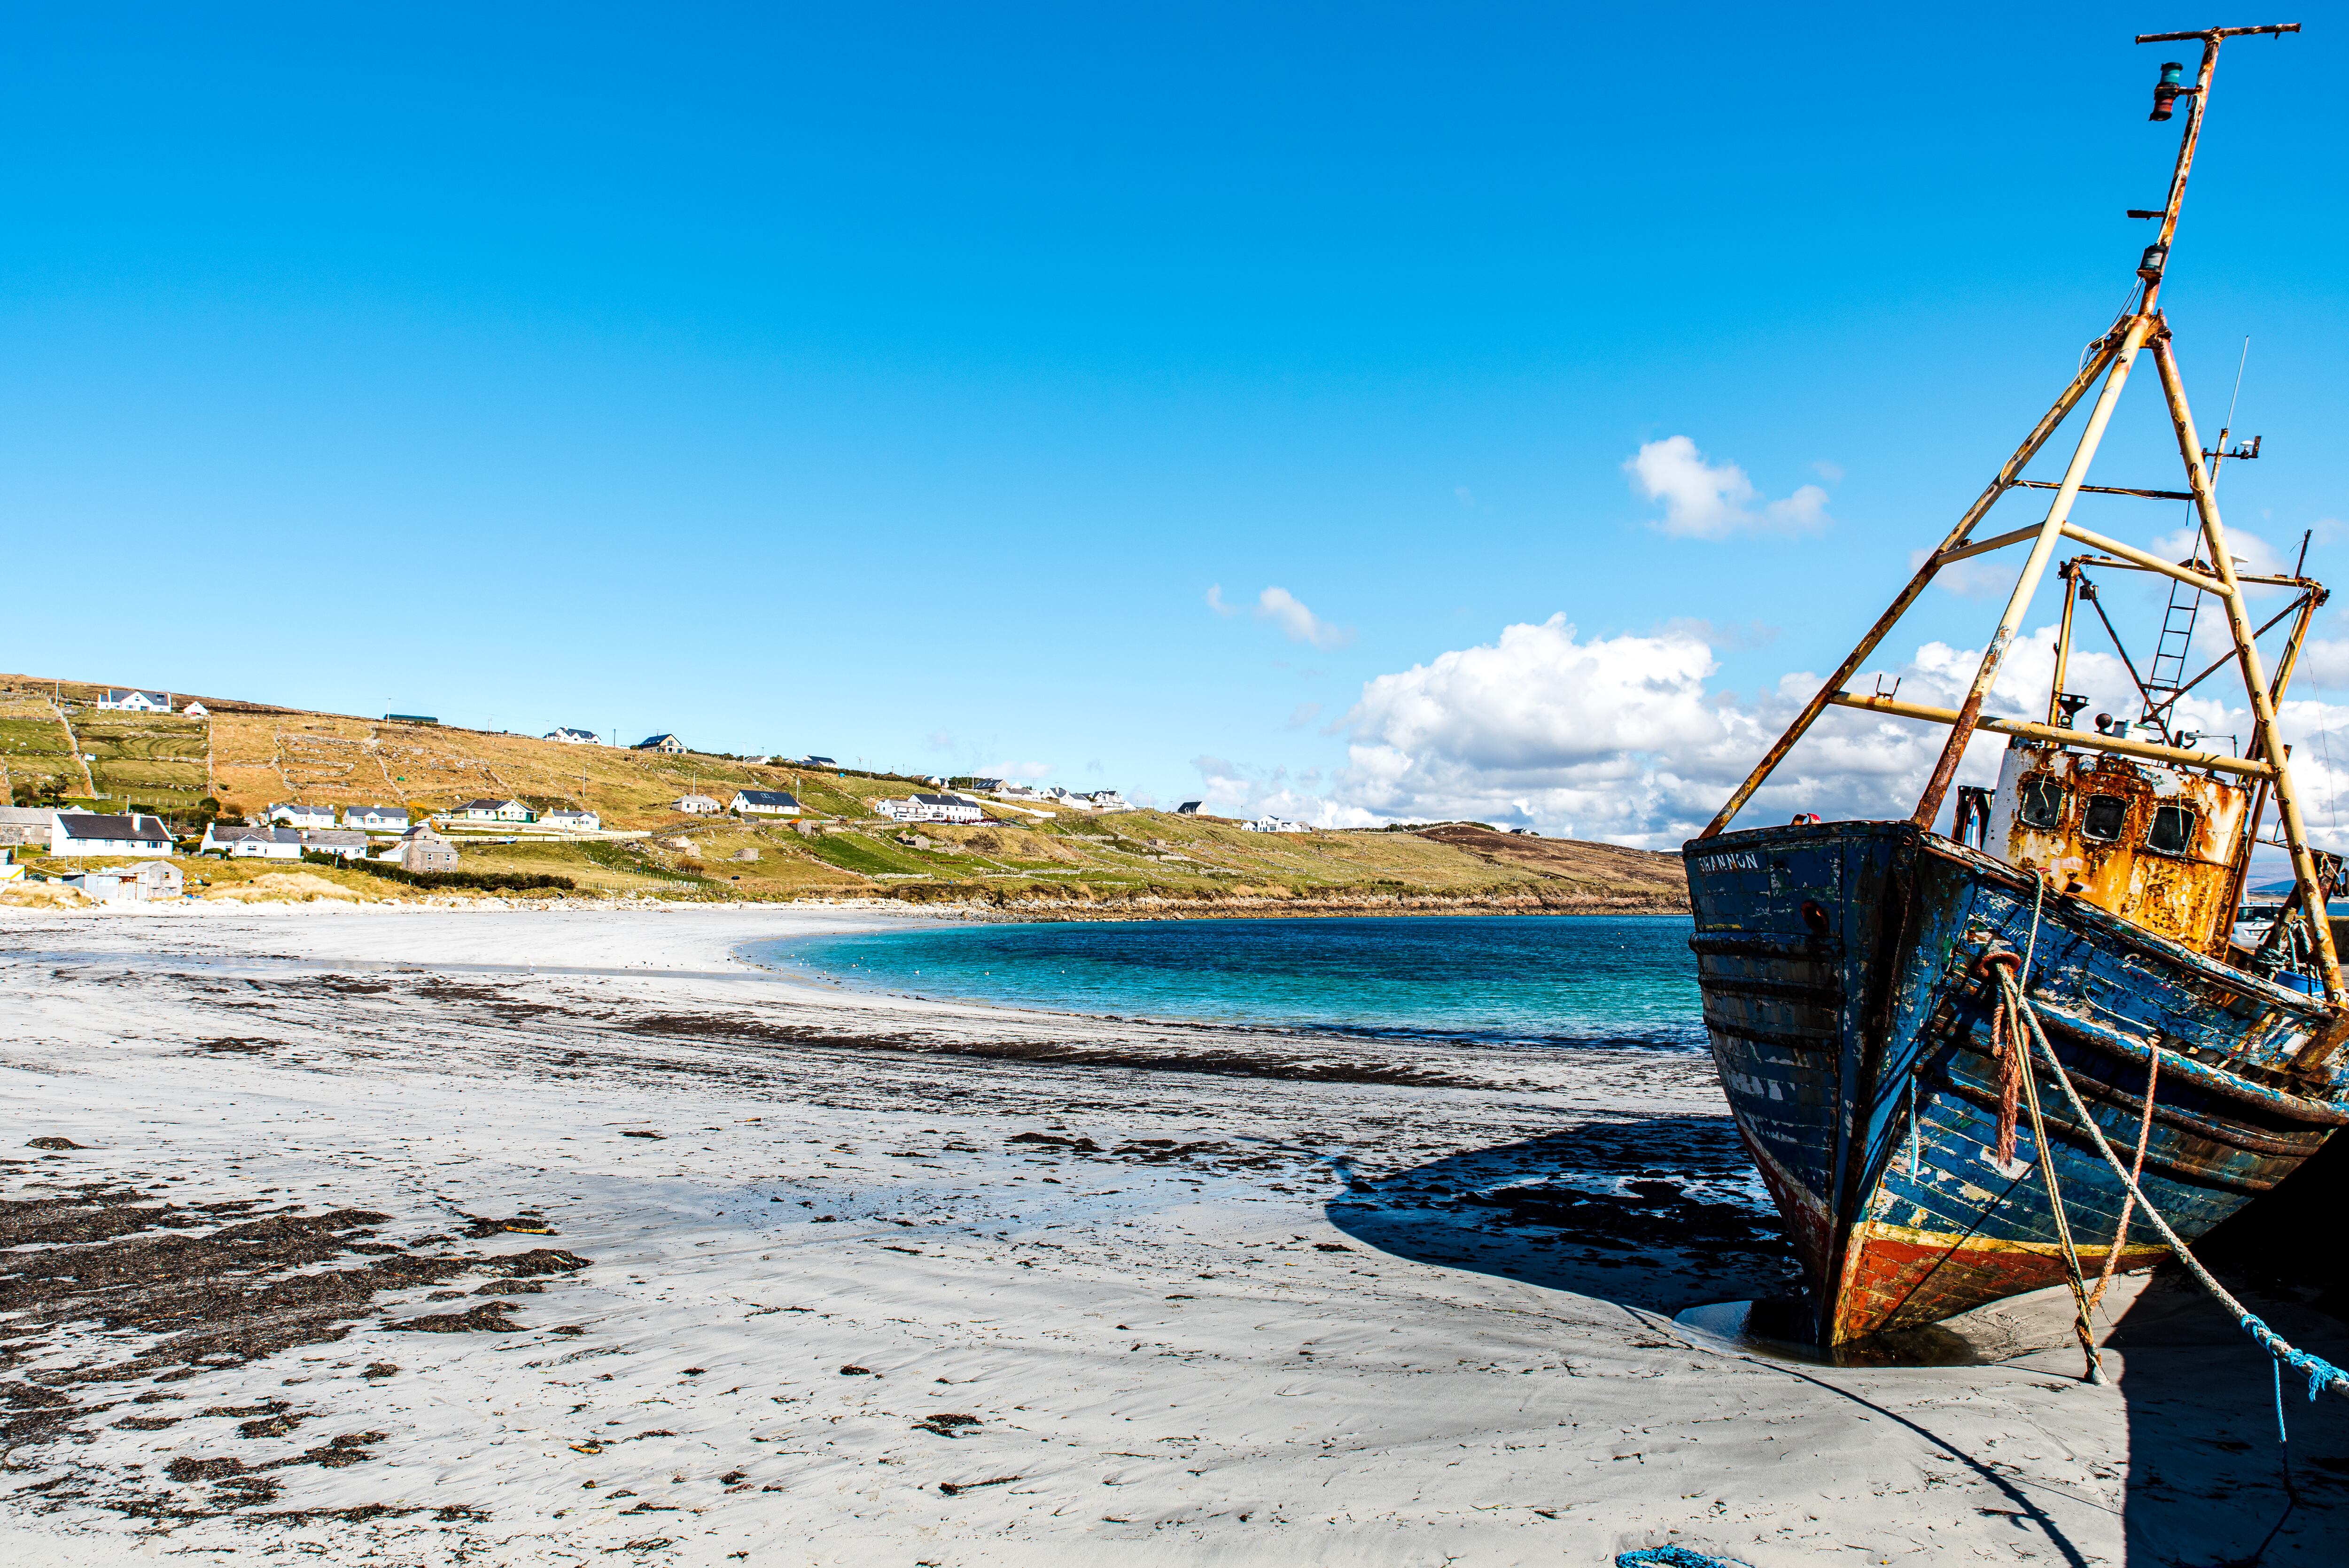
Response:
[1978, 952, 2024, 1166]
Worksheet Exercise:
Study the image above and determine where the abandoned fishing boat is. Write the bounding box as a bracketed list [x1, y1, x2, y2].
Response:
[1682, 23, 2349, 1348]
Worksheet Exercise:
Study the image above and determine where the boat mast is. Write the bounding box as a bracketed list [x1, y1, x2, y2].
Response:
[1697, 25, 2335, 1000]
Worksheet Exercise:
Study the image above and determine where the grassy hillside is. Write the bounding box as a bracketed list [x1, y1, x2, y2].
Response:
[0, 672, 1690, 913]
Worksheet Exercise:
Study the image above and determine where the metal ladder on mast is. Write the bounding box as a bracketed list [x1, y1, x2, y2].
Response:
[2141, 568, 2201, 737]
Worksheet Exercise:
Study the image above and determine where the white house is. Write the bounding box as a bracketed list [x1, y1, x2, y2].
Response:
[730, 790, 801, 817]
[634, 734, 687, 754]
[544, 727, 601, 745]
[97, 689, 173, 713]
[268, 802, 338, 830]
[53, 812, 176, 857]
[544, 809, 601, 831]
[181, 701, 209, 719]
[1241, 815, 1310, 834]
[344, 804, 410, 832]
[673, 794, 722, 815]
[460, 798, 537, 823]
[202, 823, 303, 859]
[66, 861, 184, 903]
[875, 793, 984, 826]
[300, 829, 372, 859]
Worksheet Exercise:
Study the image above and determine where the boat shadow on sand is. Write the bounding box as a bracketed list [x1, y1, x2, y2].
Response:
[1325, 1114, 2349, 1565]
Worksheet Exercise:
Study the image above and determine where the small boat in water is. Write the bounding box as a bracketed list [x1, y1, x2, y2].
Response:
[1682, 24, 2349, 1347]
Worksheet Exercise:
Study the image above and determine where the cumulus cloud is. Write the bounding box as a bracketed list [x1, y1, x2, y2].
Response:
[1205, 584, 1237, 617]
[2293, 640, 2349, 690]
[992, 759, 1055, 781]
[1626, 435, 1832, 540]
[1192, 609, 2268, 847]
[2152, 524, 2295, 588]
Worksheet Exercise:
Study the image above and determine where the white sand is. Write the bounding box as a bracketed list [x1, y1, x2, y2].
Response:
[2, 902, 2342, 1565]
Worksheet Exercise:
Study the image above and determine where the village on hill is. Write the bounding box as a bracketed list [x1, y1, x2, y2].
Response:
[0, 674, 1688, 911]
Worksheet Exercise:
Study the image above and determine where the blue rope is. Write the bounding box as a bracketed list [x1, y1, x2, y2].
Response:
[1996, 966, 2349, 1409]
[2241, 1312, 2349, 1402]
[1617, 1551, 1750, 1568]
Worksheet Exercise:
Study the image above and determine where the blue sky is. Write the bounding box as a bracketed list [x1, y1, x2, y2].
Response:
[6, 5, 2347, 842]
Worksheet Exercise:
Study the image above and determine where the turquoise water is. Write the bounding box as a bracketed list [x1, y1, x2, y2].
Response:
[752, 915, 1703, 1050]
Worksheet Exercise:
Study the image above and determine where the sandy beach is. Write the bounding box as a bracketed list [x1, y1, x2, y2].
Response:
[3, 902, 2343, 1566]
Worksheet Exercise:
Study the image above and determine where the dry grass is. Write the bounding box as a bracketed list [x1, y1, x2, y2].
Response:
[202, 871, 373, 905]
[0, 674, 1691, 910]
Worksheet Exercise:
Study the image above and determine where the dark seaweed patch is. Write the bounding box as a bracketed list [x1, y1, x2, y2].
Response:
[622, 1010, 1480, 1088]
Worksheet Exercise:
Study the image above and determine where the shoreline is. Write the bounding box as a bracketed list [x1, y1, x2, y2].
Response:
[3, 905, 2342, 1565]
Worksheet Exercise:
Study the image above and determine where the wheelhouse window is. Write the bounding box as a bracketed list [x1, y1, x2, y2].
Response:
[2081, 795, 2128, 843]
[2016, 777, 2065, 830]
[2147, 804, 2198, 855]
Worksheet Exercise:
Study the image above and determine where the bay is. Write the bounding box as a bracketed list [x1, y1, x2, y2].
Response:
[750, 914, 1703, 1050]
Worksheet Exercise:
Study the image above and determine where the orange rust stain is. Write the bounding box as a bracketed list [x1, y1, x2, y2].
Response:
[1990, 741, 2246, 955]
[1831, 1226, 2159, 1342]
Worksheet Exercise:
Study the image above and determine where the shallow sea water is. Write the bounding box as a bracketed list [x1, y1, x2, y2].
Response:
[751, 914, 1703, 1050]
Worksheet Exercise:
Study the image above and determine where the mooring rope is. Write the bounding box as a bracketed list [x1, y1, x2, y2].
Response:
[1981, 950, 2105, 1382]
[2085, 1047, 2157, 1319]
[1991, 964, 2349, 1402]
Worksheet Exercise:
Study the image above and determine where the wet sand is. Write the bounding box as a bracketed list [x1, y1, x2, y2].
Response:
[1, 902, 2343, 1564]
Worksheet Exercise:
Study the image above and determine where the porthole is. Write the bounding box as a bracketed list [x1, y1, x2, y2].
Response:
[2081, 795, 2128, 843]
[2016, 777, 2065, 830]
[2147, 804, 2198, 855]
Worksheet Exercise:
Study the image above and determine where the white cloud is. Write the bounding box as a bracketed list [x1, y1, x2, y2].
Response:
[2293, 640, 2349, 690]
[1193, 612, 2272, 848]
[992, 759, 1054, 781]
[1208, 583, 1354, 648]
[1915, 543, 2020, 600]
[1767, 484, 1832, 530]
[1252, 586, 1354, 649]
[2153, 523, 2291, 581]
[1626, 435, 1831, 540]
[1285, 701, 1322, 730]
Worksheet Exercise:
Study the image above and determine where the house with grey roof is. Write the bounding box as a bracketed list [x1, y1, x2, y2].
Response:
[268, 802, 337, 830]
[389, 824, 458, 873]
[544, 809, 601, 831]
[634, 734, 687, 754]
[201, 823, 303, 859]
[344, 804, 410, 832]
[730, 790, 801, 816]
[97, 689, 173, 713]
[54, 813, 176, 857]
[0, 807, 58, 846]
[875, 794, 982, 825]
[300, 830, 372, 860]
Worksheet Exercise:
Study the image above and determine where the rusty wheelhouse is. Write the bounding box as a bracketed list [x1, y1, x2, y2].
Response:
[1680, 24, 2349, 1346]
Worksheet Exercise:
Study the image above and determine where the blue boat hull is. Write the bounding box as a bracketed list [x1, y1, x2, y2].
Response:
[1683, 821, 2349, 1344]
